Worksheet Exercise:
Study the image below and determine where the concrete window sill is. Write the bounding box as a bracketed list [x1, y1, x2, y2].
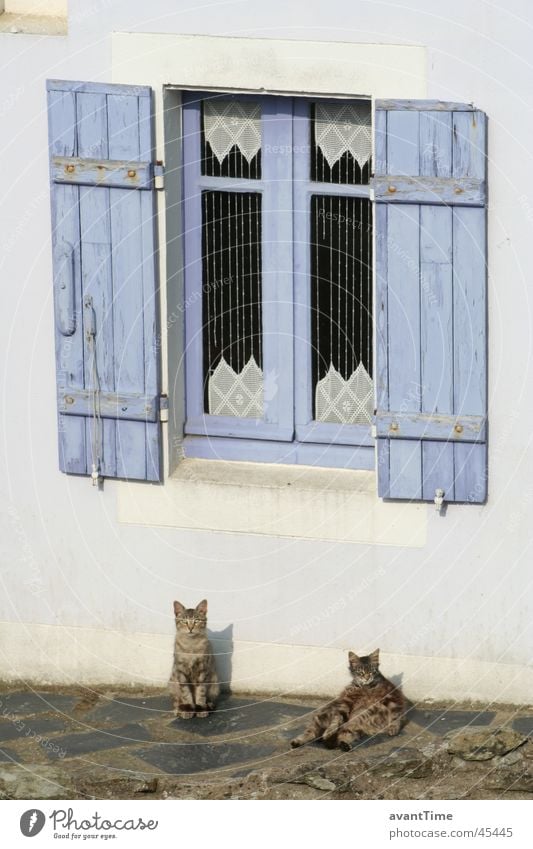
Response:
[0, 12, 67, 35]
[116, 458, 427, 547]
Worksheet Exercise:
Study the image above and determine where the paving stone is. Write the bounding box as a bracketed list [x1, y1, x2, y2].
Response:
[88, 695, 173, 724]
[0, 747, 19, 763]
[512, 716, 533, 738]
[353, 732, 410, 750]
[135, 741, 279, 775]
[408, 708, 496, 735]
[171, 697, 310, 739]
[0, 691, 77, 716]
[0, 717, 66, 742]
[45, 723, 152, 759]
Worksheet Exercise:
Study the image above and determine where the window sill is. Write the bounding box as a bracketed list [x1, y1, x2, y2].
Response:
[0, 12, 67, 36]
[116, 458, 427, 547]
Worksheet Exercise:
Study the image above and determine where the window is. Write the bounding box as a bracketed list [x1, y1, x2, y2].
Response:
[181, 92, 375, 470]
[47, 79, 488, 503]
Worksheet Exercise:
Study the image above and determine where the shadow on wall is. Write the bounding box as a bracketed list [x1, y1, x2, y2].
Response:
[209, 624, 233, 694]
[390, 672, 404, 690]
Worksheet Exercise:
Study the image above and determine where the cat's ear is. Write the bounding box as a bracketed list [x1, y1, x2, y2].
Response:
[369, 648, 380, 665]
[348, 651, 359, 666]
[196, 599, 208, 615]
[173, 601, 185, 616]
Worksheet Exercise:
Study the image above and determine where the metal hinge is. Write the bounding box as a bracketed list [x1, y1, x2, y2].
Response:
[159, 394, 169, 423]
[154, 162, 165, 190]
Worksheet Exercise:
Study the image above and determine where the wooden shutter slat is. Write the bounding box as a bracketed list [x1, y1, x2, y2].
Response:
[58, 389, 159, 422]
[453, 112, 486, 179]
[50, 87, 85, 474]
[377, 100, 478, 112]
[419, 111, 452, 177]
[139, 92, 161, 482]
[375, 413, 486, 442]
[52, 156, 153, 189]
[420, 206, 454, 417]
[372, 175, 485, 205]
[453, 207, 486, 416]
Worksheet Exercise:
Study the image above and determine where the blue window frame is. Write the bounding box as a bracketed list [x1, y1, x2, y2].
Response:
[181, 91, 375, 471]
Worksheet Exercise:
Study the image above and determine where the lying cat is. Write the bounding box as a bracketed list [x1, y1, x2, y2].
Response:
[291, 649, 406, 750]
[169, 599, 220, 719]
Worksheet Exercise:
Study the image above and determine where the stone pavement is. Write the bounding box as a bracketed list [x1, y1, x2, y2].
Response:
[0, 687, 532, 800]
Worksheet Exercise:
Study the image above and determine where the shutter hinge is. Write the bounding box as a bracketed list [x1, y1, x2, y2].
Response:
[159, 393, 169, 423]
[154, 161, 165, 190]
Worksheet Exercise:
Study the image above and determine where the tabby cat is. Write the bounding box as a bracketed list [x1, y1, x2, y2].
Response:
[291, 649, 406, 751]
[169, 600, 220, 719]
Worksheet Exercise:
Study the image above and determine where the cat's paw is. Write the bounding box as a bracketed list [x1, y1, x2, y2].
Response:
[195, 705, 210, 718]
[290, 737, 304, 748]
[176, 704, 195, 719]
[337, 739, 352, 752]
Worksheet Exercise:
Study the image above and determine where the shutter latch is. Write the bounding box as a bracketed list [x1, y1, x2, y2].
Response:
[159, 394, 169, 423]
[154, 161, 165, 190]
[434, 488, 445, 514]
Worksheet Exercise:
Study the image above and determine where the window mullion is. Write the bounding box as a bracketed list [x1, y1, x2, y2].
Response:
[197, 176, 265, 193]
[260, 97, 294, 435]
[293, 99, 313, 431]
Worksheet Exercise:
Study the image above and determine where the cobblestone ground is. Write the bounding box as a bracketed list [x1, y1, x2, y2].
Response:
[0, 687, 532, 800]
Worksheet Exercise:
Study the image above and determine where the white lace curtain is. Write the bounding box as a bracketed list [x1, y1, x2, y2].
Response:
[314, 102, 372, 169]
[315, 363, 373, 425]
[208, 356, 263, 418]
[203, 101, 261, 163]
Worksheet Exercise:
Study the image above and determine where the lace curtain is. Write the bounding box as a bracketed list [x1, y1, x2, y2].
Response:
[208, 356, 263, 418]
[315, 363, 373, 425]
[314, 102, 372, 169]
[203, 101, 261, 163]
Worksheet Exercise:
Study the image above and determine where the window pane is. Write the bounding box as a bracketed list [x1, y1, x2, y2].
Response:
[311, 195, 373, 424]
[311, 101, 371, 185]
[202, 190, 263, 417]
[202, 100, 261, 179]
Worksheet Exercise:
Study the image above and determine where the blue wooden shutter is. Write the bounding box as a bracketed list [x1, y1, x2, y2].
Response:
[373, 101, 487, 503]
[47, 80, 162, 481]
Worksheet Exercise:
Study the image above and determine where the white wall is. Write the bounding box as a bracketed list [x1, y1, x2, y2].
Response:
[0, 0, 532, 702]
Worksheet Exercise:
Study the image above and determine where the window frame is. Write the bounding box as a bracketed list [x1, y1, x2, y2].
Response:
[179, 89, 376, 470]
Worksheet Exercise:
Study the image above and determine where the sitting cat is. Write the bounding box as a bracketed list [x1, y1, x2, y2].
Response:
[291, 649, 406, 751]
[169, 599, 220, 719]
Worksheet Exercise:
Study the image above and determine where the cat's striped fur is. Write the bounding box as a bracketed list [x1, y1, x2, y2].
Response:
[291, 649, 406, 751]
[169, 600, 220, 719]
